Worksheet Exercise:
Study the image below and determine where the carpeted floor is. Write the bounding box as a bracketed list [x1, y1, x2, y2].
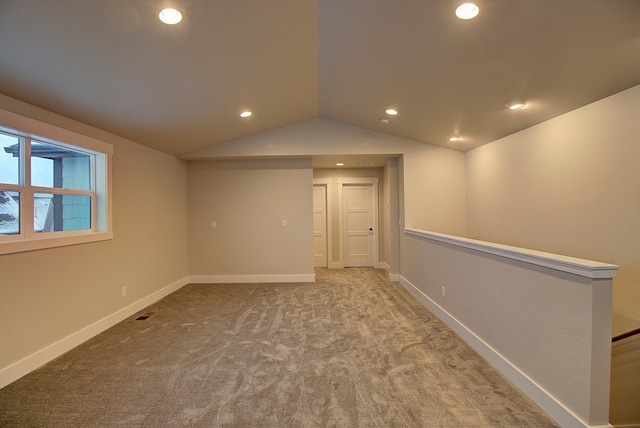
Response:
[0, 268, 559, 427]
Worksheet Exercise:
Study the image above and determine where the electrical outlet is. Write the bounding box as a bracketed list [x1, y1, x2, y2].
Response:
[122, 286, 127, 297]
[282, 220, 287, 227]
[441, 286, 446, 298]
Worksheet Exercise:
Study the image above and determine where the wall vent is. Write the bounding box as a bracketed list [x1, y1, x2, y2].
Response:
[135, 311, 157, 320]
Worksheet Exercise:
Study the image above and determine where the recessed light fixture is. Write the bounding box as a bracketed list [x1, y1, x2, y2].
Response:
[449, 135, 461, 142]
[506, 100, 527, 110]
[385, 108, 398, 115]
[336, 163, 345, 167]
[240, 111, 252, 118]
[379, 117, 390, 124]
[159, 8, 182, 25]
[455, 3, 479, 20]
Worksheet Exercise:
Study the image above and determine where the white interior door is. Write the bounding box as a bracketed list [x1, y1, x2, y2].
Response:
[342, 184, 375, 267]
[312, 184, 328, 267]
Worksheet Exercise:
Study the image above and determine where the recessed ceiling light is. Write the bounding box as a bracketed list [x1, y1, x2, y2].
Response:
[449, 135, 461, 142]
[159, 8, 182, 25]
[379, 117, 390, 124]
[455, 3, 479, 20]
[336, 163, 345, 166]
[240, 111, 252, 118]
[385, 108, 398, 115]
[506, 100, 527, 110]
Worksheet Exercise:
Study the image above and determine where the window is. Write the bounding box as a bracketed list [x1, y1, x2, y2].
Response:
[0, 108, 112, 254]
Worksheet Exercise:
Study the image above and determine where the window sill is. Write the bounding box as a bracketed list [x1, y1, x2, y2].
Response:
[0, 231, 113, 255]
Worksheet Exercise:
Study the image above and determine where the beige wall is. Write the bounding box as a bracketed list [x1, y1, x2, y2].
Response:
[188, 159, 314, 277]
[466, 84, 640, 330]
[183, 119, 468, 237]
[401, 231, 614, 427]
[0, 94, 189, 372]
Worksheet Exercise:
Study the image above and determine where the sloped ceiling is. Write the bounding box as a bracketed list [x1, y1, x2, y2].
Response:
[0, 0, 639, 156]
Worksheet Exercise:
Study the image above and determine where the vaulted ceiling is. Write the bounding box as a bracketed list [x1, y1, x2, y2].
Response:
[1, 0, 639, 157]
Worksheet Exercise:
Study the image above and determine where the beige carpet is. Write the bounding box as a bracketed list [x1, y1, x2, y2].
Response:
[0, 268, 559, 427]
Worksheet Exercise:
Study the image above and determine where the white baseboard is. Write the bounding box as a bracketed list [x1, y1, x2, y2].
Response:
[188, 273, 315, 284]
[329, 262, 343, 269]
[0, 276, 189, 389]
[388, 273, 401, 282]
[377, 262, 401, 282]
[398, 275, 608, 428]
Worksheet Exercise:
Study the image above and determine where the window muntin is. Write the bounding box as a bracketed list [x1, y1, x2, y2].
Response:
[0, 112, 112, 253]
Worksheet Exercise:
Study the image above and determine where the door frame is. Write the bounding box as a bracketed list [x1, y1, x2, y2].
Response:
[337, 177, 379, 268]
[313, 178, 332, 268]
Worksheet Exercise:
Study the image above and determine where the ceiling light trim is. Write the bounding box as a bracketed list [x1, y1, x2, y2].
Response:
[455, 3, 479, 20]
[159, 8, 183, 25]
[506, 100, 527, 110]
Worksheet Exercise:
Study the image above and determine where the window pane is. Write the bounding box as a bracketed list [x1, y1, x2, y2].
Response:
[34, 193, 91, 233]
[0, 191, 20, 235]
[31, 142, 91, 190]
[0, 133, 20, 185]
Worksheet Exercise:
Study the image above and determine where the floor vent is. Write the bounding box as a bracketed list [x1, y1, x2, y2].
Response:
[135, 311, 157, 321]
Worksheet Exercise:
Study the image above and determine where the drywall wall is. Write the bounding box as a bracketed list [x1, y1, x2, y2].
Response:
[466, 84, 640, 331]
[400, 230, 615, 428]
[187, 159, 314, 280]
[0, 94, 189, 383]
[183, 119, 467, 237]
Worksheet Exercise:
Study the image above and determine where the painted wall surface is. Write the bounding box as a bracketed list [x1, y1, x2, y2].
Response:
[385, 158, 401, 276]
[187, 159, 314, 277]
[183, 119, 467, 237]
[400, 232, 613, 427]
[0, 94, 189, 372]
[313, 168, 384, 267]
[466, 84, 640, 331]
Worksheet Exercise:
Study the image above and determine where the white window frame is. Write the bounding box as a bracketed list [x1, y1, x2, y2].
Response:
[0, 108, 113, 255]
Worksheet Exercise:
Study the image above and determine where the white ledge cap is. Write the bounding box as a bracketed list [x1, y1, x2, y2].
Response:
[404, 228, 618, 280]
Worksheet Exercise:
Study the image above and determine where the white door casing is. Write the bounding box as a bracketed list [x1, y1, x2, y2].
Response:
[339, 178, 378, 267]
[312, 184, 328, 267]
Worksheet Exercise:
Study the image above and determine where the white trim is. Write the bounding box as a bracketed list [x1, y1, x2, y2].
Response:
[313, 178, 332, 269]
[0, 108, 113, 155]
[404, 228, 618, 279]
[398, 275, 611, 428]
[388, 273, 401, 282]
[0, 231, 113, 255]
[378, 261, 401, 282]
[329, 261, 343, 269]
[0, 276, 189, 389]
[189, 274, 316, 284]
